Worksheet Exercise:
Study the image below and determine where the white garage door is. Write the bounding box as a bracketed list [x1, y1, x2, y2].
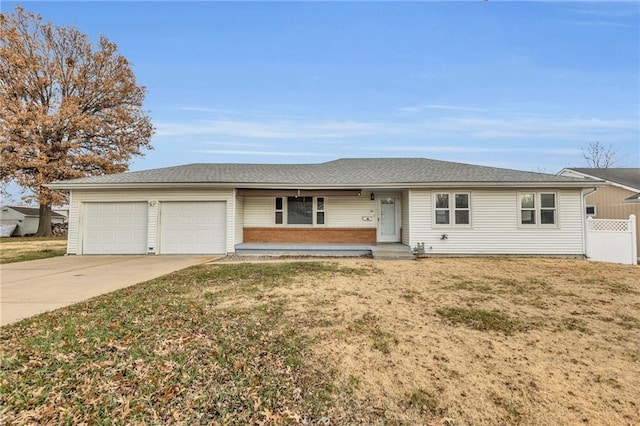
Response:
[83, 202, 148, 254]
[160, 202, 226, 254]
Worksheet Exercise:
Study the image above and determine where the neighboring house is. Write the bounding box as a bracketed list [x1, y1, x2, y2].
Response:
[558, 167, 640, 252]
[47, 158, 601, 256]
[0, 206, 66, 236]
[53, 209, 70, 221]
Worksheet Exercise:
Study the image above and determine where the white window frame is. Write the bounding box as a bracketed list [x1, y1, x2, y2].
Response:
[585, 205, 597, 217]
[433, 192, 471, 227]
[274, 196, 327, 226]
[518, 191, 558, 228]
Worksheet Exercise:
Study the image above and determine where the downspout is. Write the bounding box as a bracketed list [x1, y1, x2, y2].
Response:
[581, 187, 598, 258]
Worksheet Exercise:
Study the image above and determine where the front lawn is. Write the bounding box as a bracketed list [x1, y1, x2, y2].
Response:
[1, 258, 638, 424]
[0, 237, 67, 264]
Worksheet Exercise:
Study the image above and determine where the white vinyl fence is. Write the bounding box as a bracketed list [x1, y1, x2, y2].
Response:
[586, 215, 637, 265]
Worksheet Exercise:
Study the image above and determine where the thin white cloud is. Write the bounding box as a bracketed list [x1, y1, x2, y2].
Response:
[203, 141, 267, 148]
[156, 119, 388, 139]
[568, 20, 633, 28]
[401, 104, 487, 113]
[570, 6, 639, 18]
[369, 145, 583, 156]
[155, 114, 637, 143]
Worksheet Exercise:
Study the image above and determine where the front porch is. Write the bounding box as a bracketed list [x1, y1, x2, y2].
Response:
[234, 242, 415, 260]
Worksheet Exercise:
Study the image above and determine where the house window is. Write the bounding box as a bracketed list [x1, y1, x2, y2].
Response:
[435, 193, 450, 225]
[520, 193, 536, 224]
[455, 193, 470, 225]
[275, 197, 325, 225]
[519, 192, 557, 226]
[275, 197, 284, 224]
[317, 197, 325, 225]
[586, 205, 596, 217]
[435, 192, 471, 226]
[540, 193, 556, 225]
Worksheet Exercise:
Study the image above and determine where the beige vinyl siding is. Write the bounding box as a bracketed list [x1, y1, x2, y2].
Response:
[586, 186, 639, 218]
[243, 194, 376, 228]
[68, 188, 235, 254]
[235, 195, 244, 245]
[408, 189, 585, 255]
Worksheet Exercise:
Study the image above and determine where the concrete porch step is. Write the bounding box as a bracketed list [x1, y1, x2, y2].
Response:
[234, 243, 415, 259]
[235, 243, 371, 257]
[370, 244, 415, 260]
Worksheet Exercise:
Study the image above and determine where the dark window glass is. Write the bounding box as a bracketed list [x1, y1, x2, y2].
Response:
[275, 197, 283, 210]
[455, 194, 469, 209]
[435, 210, 450, 225]
[275, 211, 283, 224]
[287, 197, 313, 224]
[541, 193, 555, 208]
[455, 210, 470, 225]
[436, 194, 449, 209]
[317, 197, 324, 211]
[541, 210, 555, 224]
[317, 211, 325, 225]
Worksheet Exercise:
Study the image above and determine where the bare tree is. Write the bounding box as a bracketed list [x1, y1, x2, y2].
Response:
[581, 141, 622, 168]
[0, 6, 154, 236]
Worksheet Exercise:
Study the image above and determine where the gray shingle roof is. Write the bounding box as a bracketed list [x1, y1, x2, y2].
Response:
[566, 168, 640, 191]
[49, 158, 597, 188]
[3, 206, 65, 218]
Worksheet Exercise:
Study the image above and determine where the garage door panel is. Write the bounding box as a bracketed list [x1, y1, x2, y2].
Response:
[83, 202, 148, 255]
[160, 202, 226, 254]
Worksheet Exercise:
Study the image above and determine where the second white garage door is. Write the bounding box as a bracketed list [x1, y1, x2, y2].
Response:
[159, 202, 227, 254]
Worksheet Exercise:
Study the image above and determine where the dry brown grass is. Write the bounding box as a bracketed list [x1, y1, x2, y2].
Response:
[0, 236, 66, 263]
[2, 257, 638, 424]
[216, 257, 640, 425]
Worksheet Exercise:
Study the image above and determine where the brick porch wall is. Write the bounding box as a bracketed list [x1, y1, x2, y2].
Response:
[243, 227, 377, 244]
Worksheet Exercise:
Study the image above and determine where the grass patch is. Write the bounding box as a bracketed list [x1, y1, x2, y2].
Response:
[0, 262, 376, 424]
[2, 257, 638, 424]
[350, 313, 399, 354]
[615, 314, 640, 330]
[556, 317, 592, 334]
[605, 282, 638, 295]
[0, 248, 66, 264]
[0, 236, 66, 264]
[406, 388, 438, 415]
[400, 289, 420, 302]
[436, 307, 529, 335]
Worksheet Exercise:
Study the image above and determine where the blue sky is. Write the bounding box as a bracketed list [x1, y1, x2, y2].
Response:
[4, 1, 640, 184]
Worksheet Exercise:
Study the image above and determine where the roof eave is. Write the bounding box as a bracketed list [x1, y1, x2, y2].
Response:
[46, 180, 604, 191]
[560, 168, 640, 193]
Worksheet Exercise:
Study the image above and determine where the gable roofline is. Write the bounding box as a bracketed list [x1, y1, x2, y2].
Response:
[1, 206, 65, 218]
[47, 158, 603, 190]
[559, 168, 640, 193]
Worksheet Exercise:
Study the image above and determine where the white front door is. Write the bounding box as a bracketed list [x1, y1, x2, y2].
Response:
[378, 195, 400, 242]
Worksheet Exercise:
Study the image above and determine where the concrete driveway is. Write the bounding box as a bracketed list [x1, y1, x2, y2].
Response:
[0, 255, 219, 326]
